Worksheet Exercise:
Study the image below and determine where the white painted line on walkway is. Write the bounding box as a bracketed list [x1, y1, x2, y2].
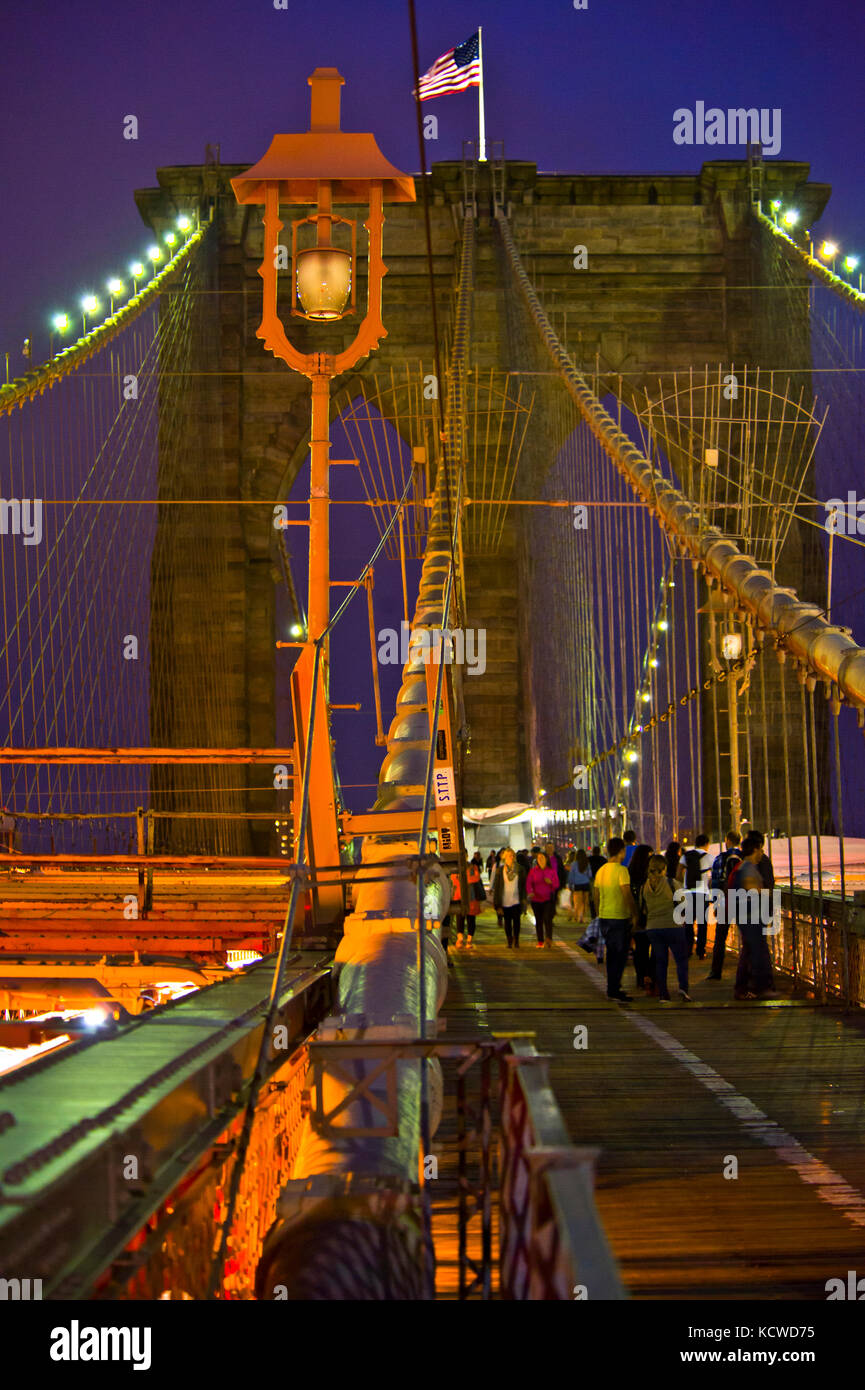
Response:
[556, 937, 865, 1229]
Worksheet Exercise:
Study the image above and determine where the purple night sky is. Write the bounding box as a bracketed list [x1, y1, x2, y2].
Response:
[2, 0, 864, 356]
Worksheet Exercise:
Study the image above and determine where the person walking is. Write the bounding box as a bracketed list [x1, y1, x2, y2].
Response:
[640, 853, 692, 1002]
[732, 833, 777, 999]
[664, 841, 684, 881]
[568, 848, 593, 923]
[543, 840, 567, 891]
[446, 867, 474, 950]
[706, 831, 742, 980]
[622, 829, 637, 867]
[461, 859, 484, 948]
[627, 843, 654, 992]
[492, 847, 527, 948]
[682, 833, 713, 958]
[587, 844, 607, 878]
[592, 837, 639, 1001]
[526, 850, 559, 948]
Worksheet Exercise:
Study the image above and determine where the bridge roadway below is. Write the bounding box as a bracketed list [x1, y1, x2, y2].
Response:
[440, 906, 865, 1300]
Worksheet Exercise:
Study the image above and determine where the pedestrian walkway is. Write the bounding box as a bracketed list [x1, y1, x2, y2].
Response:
[440, 905, 865, 1299]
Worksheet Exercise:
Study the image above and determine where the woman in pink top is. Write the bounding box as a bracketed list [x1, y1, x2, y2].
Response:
[526, 851, 559, 948]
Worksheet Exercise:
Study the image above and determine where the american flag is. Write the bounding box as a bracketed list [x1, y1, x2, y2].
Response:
[418, 32, 481, 100]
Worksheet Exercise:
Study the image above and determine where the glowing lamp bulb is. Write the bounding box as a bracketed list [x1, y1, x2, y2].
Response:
[819, 241, 838, 260]
[640, 692, 651, 702]
[289, 623, 303, 637]
[538, 789, 546, 796]
[81, 295, 99, 315]
[106, 278, 124, 296]
[649, 658, 659, 668]
[657, 619, 669, 631]
[295, 245, 352, 320]
[164, 231, 177, 246]
[621, 777, 631, 787]
[721, 632, 743, 661]
[52, 312, 69, 332]
[148, 245, 162, 263]
[130, 261, 145, 278]
[843, 255, 859, 272]
[81, 1007, 108, 1029]
[625, 750, 639, 764]
[782, 209, 799, 227]
[770, 200, 781, 211]
[177, 215, 192, 232]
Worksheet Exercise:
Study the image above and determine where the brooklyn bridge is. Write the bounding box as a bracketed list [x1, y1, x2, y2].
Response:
[1, 65, 864, 1306]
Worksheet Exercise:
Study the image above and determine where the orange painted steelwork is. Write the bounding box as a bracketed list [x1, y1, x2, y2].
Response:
[231, 69, 415, 927]
[0, 747, 294, 765]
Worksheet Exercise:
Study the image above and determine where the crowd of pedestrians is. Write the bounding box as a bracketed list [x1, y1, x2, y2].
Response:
[446, 828, 780, 1005]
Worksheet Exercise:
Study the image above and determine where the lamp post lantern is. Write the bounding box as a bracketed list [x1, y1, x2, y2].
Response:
[232, 69, 415, 923]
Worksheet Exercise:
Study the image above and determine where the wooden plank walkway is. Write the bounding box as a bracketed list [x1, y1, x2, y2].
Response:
[437, 905, 865, 1300]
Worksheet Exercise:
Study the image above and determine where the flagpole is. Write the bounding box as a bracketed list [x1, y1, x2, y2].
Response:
[477, 27, 486, 162]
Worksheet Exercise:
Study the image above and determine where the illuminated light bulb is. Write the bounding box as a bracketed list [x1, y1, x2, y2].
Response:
[782, 209, 799, 227]
[640, 692, 651, 702]
[770, 200, 781, 211]
[177, 215, 192, 232]
[538, 788, 546, 796]
[164, 231, 177, 246]
[657, 619, 669, 631]
[819, 241, 838, 260]
[147, 245, 162, 263]
[81, 1006, 109, 1029]
[625, 750, 639, 764]
[81, 295, 99, 315]
[296, 245, 352, 320]
[843, 255, 859, 272]
[130, 261, 145, 279]
[106, 277, 124, 296]
[649, 658, 659, 668]
[621, 777, 631, 787]
[52, 312, 69, 332]
[289, 623, 303, 637]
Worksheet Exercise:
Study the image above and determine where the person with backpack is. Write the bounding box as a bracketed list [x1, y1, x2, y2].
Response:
[730, 833, 777, 999]
[706, 831, 742, 980]
[682, 833, 713, 958]
[640, 853, 692, 1002]
[627, 843, 654, 992]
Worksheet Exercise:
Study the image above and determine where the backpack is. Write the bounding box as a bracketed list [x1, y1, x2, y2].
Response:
[710, 850, 729, 892]
[639, 876, 679, 923]
[683, 848, 704, 890]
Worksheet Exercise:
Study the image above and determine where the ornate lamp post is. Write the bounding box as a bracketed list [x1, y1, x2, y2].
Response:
[232, 69, 414, 922]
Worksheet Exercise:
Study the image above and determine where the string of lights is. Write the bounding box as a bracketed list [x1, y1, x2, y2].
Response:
[764, 203, 863, 296]
[46, 214, 200, 354]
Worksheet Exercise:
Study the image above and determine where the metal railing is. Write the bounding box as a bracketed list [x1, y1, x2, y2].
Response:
[770, 889, 865, 1007]
[292, 1033, 625, 1299]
